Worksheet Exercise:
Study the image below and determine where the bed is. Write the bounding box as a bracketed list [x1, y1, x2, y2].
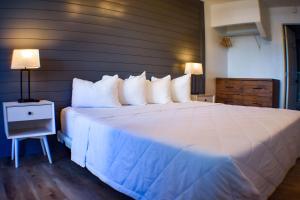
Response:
[58, 101, 300, 200]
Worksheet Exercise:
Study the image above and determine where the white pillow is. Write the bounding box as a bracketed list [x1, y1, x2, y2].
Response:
[147, 75, 172, 104]
[171, 74, 191, 102]
[121, 72, 147, 105]
[102, 75, 124, 103]
[71, 75, 121, 108]
[129, 71, 146, 79]
[103, 72, 147, 105]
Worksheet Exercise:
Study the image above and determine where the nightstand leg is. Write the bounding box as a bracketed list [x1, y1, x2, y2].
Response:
[42, 136, 52, 164]
[11, 139, 15, 160]
[40, 138, 46, 156]
[14, 139, 19, 168]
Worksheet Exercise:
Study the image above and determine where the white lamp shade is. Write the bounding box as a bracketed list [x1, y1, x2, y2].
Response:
[11, 49, 40, 70]
[184, 63, 203, 75]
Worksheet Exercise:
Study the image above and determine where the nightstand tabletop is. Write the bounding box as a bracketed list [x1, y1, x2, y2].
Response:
[3, 100, 52, 107]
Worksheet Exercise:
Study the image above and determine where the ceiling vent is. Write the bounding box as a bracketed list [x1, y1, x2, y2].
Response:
[211, 0, 271, 40]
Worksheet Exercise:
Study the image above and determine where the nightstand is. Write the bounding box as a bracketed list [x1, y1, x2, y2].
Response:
[191, 94, 215, 103]
[2, 100, 56, 168]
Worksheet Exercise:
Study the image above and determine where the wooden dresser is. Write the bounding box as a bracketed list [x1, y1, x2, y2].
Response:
[216, 78, 280, 108]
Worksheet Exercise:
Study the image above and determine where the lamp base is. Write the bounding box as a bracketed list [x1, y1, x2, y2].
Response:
[18, 98, 40, 103]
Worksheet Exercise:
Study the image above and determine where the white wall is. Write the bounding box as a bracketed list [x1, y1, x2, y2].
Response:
[228, 7, 300, 108]
[204, 0, 228, 95]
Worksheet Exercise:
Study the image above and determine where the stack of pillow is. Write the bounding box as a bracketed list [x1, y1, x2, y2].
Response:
[71, 72, 191, 108]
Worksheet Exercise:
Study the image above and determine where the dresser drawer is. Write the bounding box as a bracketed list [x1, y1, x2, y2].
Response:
[216, 79, 242, 94]
[7, 105, 52, 122]
[216, 94, 243, 105]
[242, 96, 272, 107]
[242, 81, 272, 96]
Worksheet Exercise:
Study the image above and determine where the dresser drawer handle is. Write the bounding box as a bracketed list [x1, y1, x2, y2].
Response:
[225, 86, 234, 89]
[253, 87, 263, 90]
[28, 111, 33, 115]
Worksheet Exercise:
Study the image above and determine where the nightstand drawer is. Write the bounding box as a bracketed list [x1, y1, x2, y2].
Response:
[7, 105, 52, 122]
[192, 95, 215, 103]
[197, 96, 214, 102]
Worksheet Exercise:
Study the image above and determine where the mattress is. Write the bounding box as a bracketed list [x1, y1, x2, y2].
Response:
[61, 107, 79, 140]
[60, 102, 300, 200]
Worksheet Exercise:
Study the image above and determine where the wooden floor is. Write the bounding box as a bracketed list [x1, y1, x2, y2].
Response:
[0, 149, 132, 200]
[269, 159, 300, 200]
[0, 147, 299, 200]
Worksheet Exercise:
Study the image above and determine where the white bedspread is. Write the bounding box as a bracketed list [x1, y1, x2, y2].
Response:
[64, 102, 300, 200]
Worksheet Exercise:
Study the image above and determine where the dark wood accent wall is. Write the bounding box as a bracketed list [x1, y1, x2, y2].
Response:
[0, 0, 205, 157]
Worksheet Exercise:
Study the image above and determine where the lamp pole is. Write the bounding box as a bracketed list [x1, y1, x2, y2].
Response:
[19, 70, 23, 102]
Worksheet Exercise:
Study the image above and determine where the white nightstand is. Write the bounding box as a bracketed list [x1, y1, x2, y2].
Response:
[191, 94, 215, 103]
[2, 100, 56, 168]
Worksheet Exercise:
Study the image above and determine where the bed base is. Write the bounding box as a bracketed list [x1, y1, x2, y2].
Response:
[57, 131, 72, 149]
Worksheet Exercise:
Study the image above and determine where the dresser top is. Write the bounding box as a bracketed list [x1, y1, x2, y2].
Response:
[216, 77, 279, 81]
[3, 100, 53, 107]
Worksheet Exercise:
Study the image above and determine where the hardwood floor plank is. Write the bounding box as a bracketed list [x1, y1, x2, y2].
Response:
[0, 172, 9, 200]
[23, 165, 67, 200]
[269, 160, 300, 199]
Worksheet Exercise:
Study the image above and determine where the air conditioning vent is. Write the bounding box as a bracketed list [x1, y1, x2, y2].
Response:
[211, 0, 271, 40]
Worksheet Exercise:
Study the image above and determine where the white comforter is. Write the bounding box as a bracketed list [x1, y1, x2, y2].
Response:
[66, 102, 300, 200]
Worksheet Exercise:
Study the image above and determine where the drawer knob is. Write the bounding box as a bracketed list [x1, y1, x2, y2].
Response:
[28, 111, 33, 115]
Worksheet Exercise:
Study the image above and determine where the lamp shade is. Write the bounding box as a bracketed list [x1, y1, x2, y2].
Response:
[184, 62, 203, 75]
[11, 49, 40, 70]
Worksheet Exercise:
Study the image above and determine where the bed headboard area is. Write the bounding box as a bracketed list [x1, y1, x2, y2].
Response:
[0, 0, 205, 156]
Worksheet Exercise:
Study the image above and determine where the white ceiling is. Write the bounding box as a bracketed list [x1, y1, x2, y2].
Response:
[263, 0, 300, 7]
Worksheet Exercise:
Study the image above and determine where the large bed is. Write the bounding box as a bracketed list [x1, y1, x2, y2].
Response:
[58, 101, 300, 200]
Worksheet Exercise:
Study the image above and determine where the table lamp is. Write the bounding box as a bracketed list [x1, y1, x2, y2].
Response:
[185, 62, 203, 95]
[11, 49, 40, 103]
